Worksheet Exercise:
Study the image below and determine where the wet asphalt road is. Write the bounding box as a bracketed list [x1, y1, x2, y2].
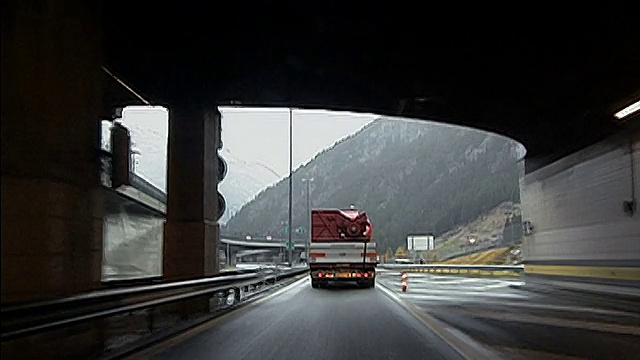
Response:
[145, 272, 640, 360]
[377, 272, 640, 360]
[150, 278, 465, 360]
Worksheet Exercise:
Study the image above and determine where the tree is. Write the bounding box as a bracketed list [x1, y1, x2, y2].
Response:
[384, 248, 393, 262]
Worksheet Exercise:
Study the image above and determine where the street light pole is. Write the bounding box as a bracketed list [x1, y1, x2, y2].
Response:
[302, 178, 314, 263]
[287, 108, 294, 266]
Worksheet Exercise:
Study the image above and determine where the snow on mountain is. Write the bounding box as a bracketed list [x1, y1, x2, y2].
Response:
[218, 147, 280, 224]
[101, 107, 280, 223]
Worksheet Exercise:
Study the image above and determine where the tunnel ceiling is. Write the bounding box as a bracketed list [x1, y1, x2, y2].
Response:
[104, 3, 640, 160]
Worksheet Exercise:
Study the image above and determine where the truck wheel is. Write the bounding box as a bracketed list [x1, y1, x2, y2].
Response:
[370, 279, 376, 288]
[311, 280, 319, 288]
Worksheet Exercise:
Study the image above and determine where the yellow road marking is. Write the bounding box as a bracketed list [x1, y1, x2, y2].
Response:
[524, 265, 640, 281]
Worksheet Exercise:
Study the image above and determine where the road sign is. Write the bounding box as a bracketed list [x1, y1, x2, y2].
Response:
[266, 236, 272, 240]
[298, 227, 305, 234]
[285, 241, 295, 250]
[245, 235, 252, 240]
[407, 234, 435, 251]
[284, 226, 289, 234]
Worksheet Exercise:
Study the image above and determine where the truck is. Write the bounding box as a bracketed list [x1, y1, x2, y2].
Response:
[308, 207, 377, 288]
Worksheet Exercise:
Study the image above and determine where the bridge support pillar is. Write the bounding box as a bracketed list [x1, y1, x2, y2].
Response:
[1, 1, 105, 357]
[1, 0, 104, 303]
[163, 102, 221, 280]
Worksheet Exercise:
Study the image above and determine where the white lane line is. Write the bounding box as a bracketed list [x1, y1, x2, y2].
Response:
[125, 276, 310, 359]
[460, 310, 640, 336]
[409, 299, 640, 320]
[396, 285, 524, 292]
[377, 281, 504, 360]
[493, 346, 585, 360]
[259, 277, 310, 304]
[399, 294, 527, 303]
[390, 290, 639, 318]
[493, 301, 640, 318]
[390, 289, 529, 299]
[380, 277, 520, 288]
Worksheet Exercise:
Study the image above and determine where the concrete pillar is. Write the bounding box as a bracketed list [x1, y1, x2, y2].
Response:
[163, 102, 221, 280]
[1, 0, 104, 304]
[1, 1, 105, 358]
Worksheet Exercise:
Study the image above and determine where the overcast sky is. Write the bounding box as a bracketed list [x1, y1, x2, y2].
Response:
[113, 106, 524, 194]
[220, 107, 376, 176]
[118, 106, 376, 186]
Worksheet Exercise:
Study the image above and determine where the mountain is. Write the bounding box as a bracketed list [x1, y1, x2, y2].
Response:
[101, 120, 280, 224]
[223, 118, 524, 252]
[218, 148, 281, 223]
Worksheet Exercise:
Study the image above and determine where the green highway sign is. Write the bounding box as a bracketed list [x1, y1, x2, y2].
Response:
[285, 241, 295, 250]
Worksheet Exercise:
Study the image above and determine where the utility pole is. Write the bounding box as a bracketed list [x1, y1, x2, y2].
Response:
[287, 108, 294, 266]
[302, 178, 314, 263]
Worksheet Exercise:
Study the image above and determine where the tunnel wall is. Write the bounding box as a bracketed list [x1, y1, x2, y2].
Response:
[521, 129, 640, 290]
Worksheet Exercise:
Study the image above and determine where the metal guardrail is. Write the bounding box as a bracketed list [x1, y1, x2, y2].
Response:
[1, 267, 308, 342]
[99, 149, 166, 205]
[380, 264, 524, 276]
[129, 173, 167, 204]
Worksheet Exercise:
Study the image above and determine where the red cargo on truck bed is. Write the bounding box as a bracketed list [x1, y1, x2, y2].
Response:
[311, 209, 373, 242]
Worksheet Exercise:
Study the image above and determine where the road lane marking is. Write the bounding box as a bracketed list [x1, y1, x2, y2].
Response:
[377, 281, 503, 360]
[524, 264, 640, 281]
[410, 299, 640, 319]
[391, 288, 528, 297]
[460, 310, 640, 336]
[493, 346, 585, 360]
[397, 294, 527, 303]
[490, 301, 640, 318]
[124, 275, 309, 359]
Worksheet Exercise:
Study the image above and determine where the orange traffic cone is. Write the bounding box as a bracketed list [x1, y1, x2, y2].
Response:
[401, 271, 408, 292]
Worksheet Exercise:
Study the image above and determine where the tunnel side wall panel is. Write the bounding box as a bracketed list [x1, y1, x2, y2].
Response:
[521, 131, 640, 289]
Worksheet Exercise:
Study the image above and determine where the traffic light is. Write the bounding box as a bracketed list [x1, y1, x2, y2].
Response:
[218, 154, 227, 182]
[217, 190, 226, 221]
[216, 152, 227, 222]
[215, 108, 227, 222]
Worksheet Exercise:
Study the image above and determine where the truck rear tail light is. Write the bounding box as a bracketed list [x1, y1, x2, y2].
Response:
[356, 273, 362, 278]
[361, 252, 377, 257]
[364, 272, 370, 278]
[317, 272, 324, 278]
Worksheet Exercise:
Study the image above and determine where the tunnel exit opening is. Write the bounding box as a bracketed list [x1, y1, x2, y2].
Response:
[218, 107, 527, 269]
